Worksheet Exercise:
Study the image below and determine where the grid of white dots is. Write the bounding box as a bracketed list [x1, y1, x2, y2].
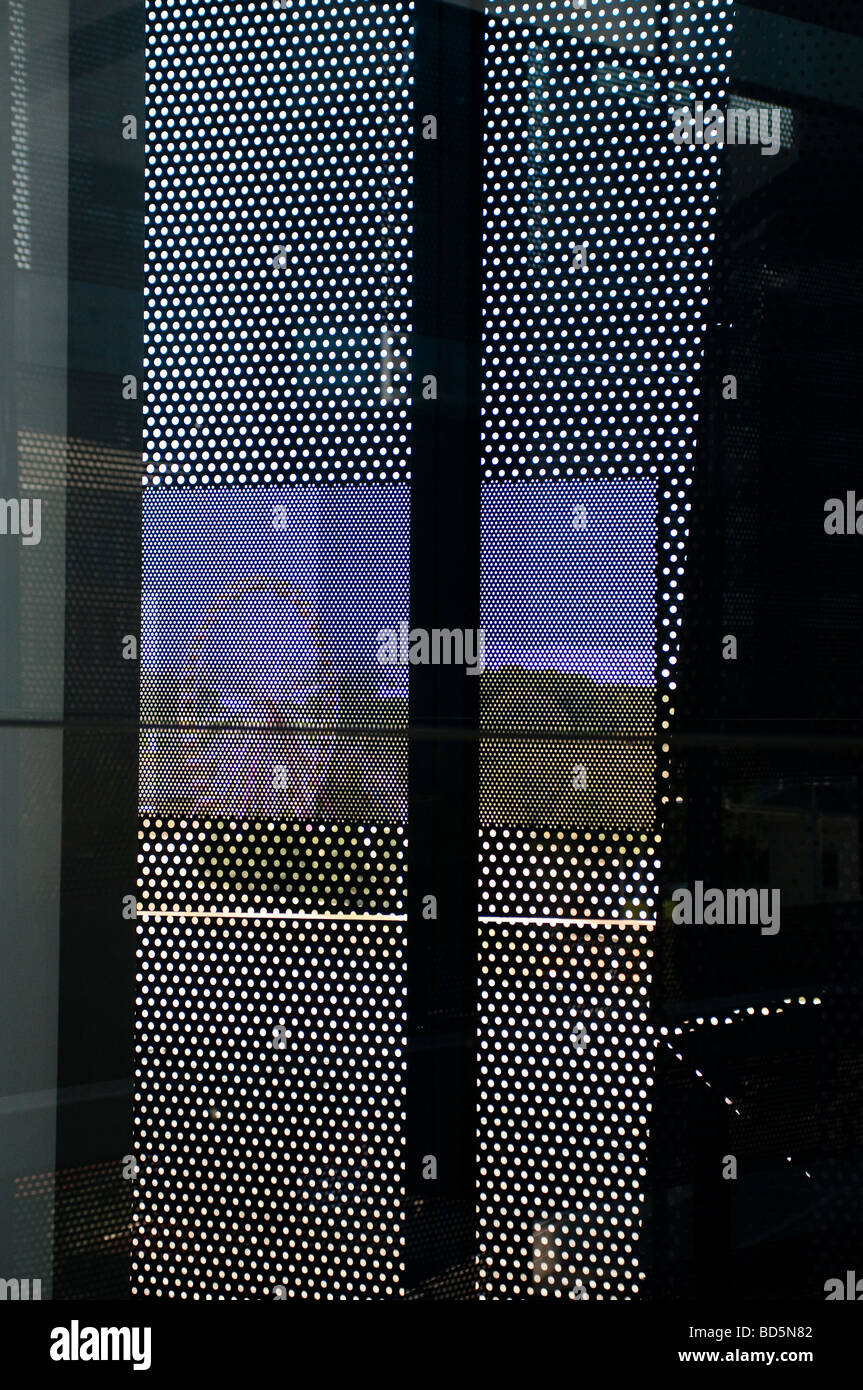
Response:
[9, 0, 31, 271]
[480, 477, 657, 830]
[137, 0, 411, 1299]
[132, 912, 404, 1299]
[478, 918, 654, 1299]
[480, 828, 658, 922]
[144, 1, 412, 488]
[138, 820, 406, 920]
[478, 0, 729, 1298]
[482, 1, 729, 483]
[133, 0, 734, 1300]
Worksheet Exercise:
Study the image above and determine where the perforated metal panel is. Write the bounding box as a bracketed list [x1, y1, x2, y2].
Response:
[477, 0, 730, 1299]
[480, 828, 658, 922]
[140, 484, 409, 822]
[135, 0, 412, 1300]
[478, 916, 653, 1298]
[481, 477, 656, 830]
[144, 0, 412, 489]
[133, 0, 738, 1301]
[139, 822, 405, 921]
[133, 910, 404, 1299]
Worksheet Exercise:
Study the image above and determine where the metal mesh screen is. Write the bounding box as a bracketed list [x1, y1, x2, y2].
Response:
[144, 0, 412, 488]
[140, 485, 409, 823]
[476, 0, 731, 1300]
[134, 0, 412, 1300]
[132, 0, 743, 1301]
[481, 477, 656, 830]
[133, 911, 404, 1299]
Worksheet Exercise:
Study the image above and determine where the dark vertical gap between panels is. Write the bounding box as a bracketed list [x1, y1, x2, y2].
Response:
[0, 0, 20, 717]
[406, 0, 484, 1298]
[55, 0, 144, 1299]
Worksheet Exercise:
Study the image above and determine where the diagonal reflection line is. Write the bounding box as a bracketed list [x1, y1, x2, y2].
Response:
[659, 1034, 740, 1114]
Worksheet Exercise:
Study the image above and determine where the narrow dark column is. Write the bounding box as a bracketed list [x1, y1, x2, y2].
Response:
[0, 0, 20, 716]
[405, 0, 485, 1298]
[54, 0, 145, 1298]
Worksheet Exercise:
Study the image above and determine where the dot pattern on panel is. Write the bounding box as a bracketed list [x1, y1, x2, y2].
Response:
[481, 737, 656, 829]
[478, 917, 654, 1299]
[139, 820, 405, 920]
[33, 1164, 131, 1300]
[9, 0, 30, 271]
[490, 0, 661, 51]
[18, 431, 141, 496]
[480, 828, 658, 923]
[11, 1172, 53, 1291]
[140, 484, 409, 822]
[132, 913, 404, 1299]
[481, 477, 656, 830]
[482, 4, 730, 485]
[478, 0, 730, 1300]
[144, 1, 412, 488]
